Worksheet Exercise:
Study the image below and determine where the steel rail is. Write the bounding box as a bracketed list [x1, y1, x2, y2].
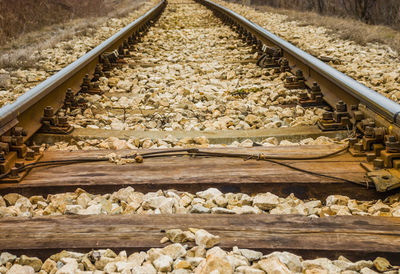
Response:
[198, 0, 400, 126]
[0, 0, 166, 139]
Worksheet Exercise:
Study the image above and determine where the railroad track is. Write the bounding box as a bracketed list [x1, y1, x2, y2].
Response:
[1, 0, 400, 272]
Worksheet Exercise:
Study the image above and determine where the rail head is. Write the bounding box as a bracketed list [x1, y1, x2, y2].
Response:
[199, 0, 400, 126]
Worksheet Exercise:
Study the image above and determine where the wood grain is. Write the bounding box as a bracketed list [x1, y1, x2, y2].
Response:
[0, 145, 384, 200]
[1, 214, 399, 262]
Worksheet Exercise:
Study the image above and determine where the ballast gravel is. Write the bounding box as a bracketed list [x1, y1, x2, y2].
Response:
[0, 1, 157, 108]
[66, 0, 325, 132]
[46, 135, 342, 151]
[0, 229, 396, 273]
[215, 0, 400, 103]
[1, 187, 400, 218]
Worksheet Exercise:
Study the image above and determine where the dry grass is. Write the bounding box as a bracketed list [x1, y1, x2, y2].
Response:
[0, 0, 146, 69]
[254, 5, 400, 53]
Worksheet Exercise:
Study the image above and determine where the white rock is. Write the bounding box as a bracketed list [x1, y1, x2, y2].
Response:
[153, 255, 173, 272]
[196, 188, 223, 200]
[195, 229, 220, 248]
[239, 249, 263, 262]
[253, 192, 279, 210]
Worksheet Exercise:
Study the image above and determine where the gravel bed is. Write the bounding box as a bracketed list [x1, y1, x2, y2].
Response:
[1, 187, 399, 218]
[66, 0, 324, 132]
[215, 0, 400, 103]
[0, 229, 396, 273]
[46, 135, 342, 151]
[0, 1, 157, 108]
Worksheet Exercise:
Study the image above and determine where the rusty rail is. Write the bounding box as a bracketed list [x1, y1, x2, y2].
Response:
[197, 0, 400, 127]
[0, 0, 166, 142]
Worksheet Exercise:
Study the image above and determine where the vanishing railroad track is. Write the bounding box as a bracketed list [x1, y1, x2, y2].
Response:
[1, 0, 400, 272]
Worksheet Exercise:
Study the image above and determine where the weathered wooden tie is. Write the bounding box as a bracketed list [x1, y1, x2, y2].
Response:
[0, 214, 399, 262]
[0, 146, 384, 200]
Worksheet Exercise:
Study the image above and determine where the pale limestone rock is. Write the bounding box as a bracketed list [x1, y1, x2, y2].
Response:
[116, 80, 132, 91]
[236, 265, 265, 274]
[166, 229, 194, 243]
[232, 205, 261, 214]
[0, 196, 6, 207]
[195, 229, 220, 248]
[132, 262, 157, 274]
[239, 249, 263, 262]
[194, 254, 233, 274]
[3, 193, 23, 206]
[174, 259, 192, 270]
[258, 256, 291, 274]
[325, 195, 350, 206]
[111, 187, 135, 203]
[153, 255, 173, 272]
[196, 188, 223, 201]
[14, 197, 32, 212]
[64, 204, 83, 214]
[211, 207, 235, 214]
[179, 194, 193, 207]
[6, 264, 34, 274]
[127, 252, 146, 266]
[0, 252, 16, 265]
[55, 260, 78, 274]
[265, 252, 302, 272]
[360, 267, 379, 274]
[19, 255, 42, 272]
[239, 139, 254, 148]
[187, 246, 206, 258]
[76, 193, 92, 208]
[253, 192, 279, 210]
[103, 262, 117, 273]
[226, 254, 248, 268]
[78, 204, 102, 215]
[373, 257, 391, 272]
[193, 136, 209, 145]
[302, 258, 341, 273]
[190, 204, 210, 214]
[368, 201, 391, 214]
[147, 248, 163, 262]
[162, 243, 186, 260]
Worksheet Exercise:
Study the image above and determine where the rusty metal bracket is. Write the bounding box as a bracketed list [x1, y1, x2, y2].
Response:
[39, 106, 74, 134]
[299, 82, 326, 107]
[367, 169, 400, 192]
[318, 101, 352, 131]
[0, 126, 43, 182]
[64, 88, 88, 112]
[284, 70, 306, 89]
[79, 74, 103, 95]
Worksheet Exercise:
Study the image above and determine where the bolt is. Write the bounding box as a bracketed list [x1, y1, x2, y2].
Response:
[366, 153, 376, 162]
[311, 82, 321, 92]
[44, 106, 54, 117]
[299, 92, 309, 100]
[386, 135, 400, 153]
[348, 138, 358, 146]
[25, 148, 35, 160]
[373, 158, 384, 170]
[336, 101, 347, 112]
[15, 161, 24, 168]
[322, 111, 333, 121]
[31, 145, 40, 155]
[364, 126, 375, 138]
[66, 88, 74, 101]
[83, 74, 90, 84]
[353, 142, 363, 152]
[9, 167, 19, 178]
[295, 70, 303, 78]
